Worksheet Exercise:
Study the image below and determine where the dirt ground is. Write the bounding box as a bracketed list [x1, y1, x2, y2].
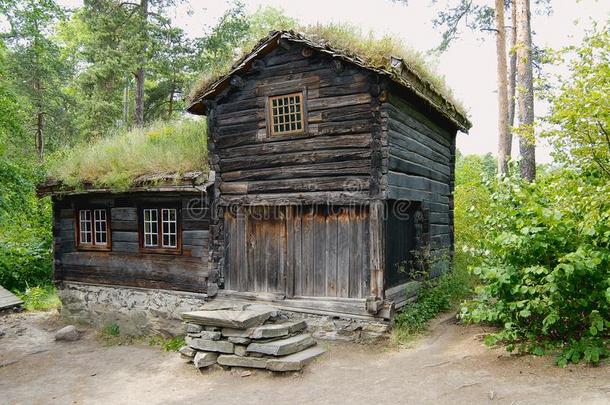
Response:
[1, 310, 608, 405]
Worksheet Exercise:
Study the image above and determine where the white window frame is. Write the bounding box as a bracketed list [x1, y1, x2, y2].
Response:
[78, 209, 109, 248]
[161, 208, 177, 248]
[143, 208, 159, 247]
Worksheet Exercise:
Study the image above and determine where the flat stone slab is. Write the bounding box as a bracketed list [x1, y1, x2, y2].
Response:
[250, 320, 307, 339]
[266, 346, 326, 372]
[185, 323, 203, 334]
[182, 309, 274, 329]
[178, 346, 196, 358]
[217, 355, 268, 369]
[228, 336, 251, 345]
[247, 333, 316, 356]
[186, 336, 234, 354]
[222, 328, 252, 338]
[194, 352, 218, 368]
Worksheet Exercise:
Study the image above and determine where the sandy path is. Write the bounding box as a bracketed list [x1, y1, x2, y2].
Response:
[0, 311, 608, 405]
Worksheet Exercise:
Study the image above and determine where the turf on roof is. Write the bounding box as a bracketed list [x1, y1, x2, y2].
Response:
[46, 120, 208, 191]
[188, 25, 470, 129]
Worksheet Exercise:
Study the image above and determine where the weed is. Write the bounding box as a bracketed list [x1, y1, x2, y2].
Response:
[18, 285, 61, 311]
[149, 335, 185, 352]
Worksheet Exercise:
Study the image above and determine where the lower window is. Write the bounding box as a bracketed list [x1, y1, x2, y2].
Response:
[141, 208, 179, 252]
[77, 209, 110, 249]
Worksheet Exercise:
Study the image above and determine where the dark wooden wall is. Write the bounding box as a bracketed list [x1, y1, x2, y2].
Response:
[382, 89, 457, 262]
[208, 42, 375, 202]
[52, 191, 210, 293]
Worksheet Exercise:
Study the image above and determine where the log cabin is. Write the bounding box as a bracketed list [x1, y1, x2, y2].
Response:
[41, 30, 471, 332]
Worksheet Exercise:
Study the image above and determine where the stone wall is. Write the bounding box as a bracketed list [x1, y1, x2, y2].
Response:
[58, 282, 208, 336]
[58, 283, 390, 341]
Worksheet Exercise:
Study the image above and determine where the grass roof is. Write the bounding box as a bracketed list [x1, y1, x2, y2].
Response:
[189, 23, 467, 117]
[46, 120, 208, 191]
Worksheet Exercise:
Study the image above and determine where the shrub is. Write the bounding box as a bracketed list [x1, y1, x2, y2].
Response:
[393, 253, 475, 341]
[18, 285, 61, 311]
[460, 171, 610, 365]
[149, 335, 185, 352]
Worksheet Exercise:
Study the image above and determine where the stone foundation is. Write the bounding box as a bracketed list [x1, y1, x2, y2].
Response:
[58, 283, 390, 341]
[59, 282, 208, 336]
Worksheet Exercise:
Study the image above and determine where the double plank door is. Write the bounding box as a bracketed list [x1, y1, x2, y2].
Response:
[223, 205, 370, 298]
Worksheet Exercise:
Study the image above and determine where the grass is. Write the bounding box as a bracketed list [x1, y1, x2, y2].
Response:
[189, 22, 466, 116]
[149, 335, 185, 352]
[18, 285, 61, 311]
[46, 119, 208, 190]
[392, 252, 476, 344]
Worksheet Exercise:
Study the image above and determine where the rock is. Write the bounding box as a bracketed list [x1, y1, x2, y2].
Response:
[221, 328, 252, 338]
[204, 326, 220, 332]
[217, 355, 268, 369]
[185, 323, 203, 334]
[193, 352, 218, 368]
[182, 309, 275, 329]
[185, 336, 234, 354]
[199, 330, 222, 340]
[234, 345, 248, 357]
[228, 336, 251, 345]
[178, 346, 196, 358]
[54, 325, 80, 342]
[247, 334, 316, 356]
[266, 346, 326, 372]
[240, 370, 252, 377]
[249, 320, 307, 340]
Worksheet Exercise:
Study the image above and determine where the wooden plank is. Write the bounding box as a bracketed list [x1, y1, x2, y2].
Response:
[111, 241, 139, 253]
[182, 230, 209, 246]
[221, 176, 370, 195]
[336, 209, 350, 298]
[111, 207, 137, 222]
[236, 208, 247, 292]
[293, 208, 303, 297]
[111, 231, 138, 243]
[286, 207, 295, 298]
[369, 201, 385, 300]
[313, 211, 327, 297]
[325, 212, 338, 297]
[308, 93, 371, 111]
[301, 207, 314, 296]
[0, 285, 23, 310]
[348, 208, 362, 298]
[221, 160, 371, 182]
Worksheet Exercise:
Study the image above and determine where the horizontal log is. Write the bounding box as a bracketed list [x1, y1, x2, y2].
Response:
[308, 93, 371, 111]
[111, 207, 137, 222]
[111, 220, 138, 231]
[388, 156, 449, 184]
[220, 149, 372, 172]
[220, 176, 370, 195]
[221, 160, 371, 182]
[112, 231, 138, 243]
[387, 171, 450, 195]
[219, 134, 372, 159]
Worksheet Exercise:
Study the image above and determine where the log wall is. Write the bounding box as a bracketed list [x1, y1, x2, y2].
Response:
[52, 192, 210, 293]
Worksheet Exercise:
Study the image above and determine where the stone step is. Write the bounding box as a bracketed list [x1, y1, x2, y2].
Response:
[217, 354, 268, 369]
[247, 333, 316, 356]
[182, 309, 275, 329]
[266, 346, 326, 372]
[249, 320, 307, 340]
[186, 336, 234, 353]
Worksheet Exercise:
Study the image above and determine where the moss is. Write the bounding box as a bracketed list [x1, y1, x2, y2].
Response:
[189, 24, 467, 116]
[46, 120, 208, 191]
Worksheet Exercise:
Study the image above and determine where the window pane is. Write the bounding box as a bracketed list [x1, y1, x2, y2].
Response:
[161, 208, 177, 248]
[269, 93, 304, 135]
[94, 209, 107, 245]
[79, 210, 92, 244]
[143, 209, 158, 247]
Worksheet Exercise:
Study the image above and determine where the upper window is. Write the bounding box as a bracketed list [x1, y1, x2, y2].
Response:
[77, 209, 109, 249]
[268, 92, 304, 136]
[141, 208, 179, 251]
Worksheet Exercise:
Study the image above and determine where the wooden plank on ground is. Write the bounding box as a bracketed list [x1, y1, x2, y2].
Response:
[0, 285, 22, 310]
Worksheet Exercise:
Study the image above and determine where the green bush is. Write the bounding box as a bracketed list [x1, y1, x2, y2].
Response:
[393, 253, 475, 340]
[18, 285, 61, 311]
[0, 159, 53, 292]
[460, 171, 610, 365]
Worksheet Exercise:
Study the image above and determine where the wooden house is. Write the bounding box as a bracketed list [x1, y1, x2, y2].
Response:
[186, 31, 470, 319]
[43, 30, 470, 327]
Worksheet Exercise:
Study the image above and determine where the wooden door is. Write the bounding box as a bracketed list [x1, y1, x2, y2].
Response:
[223, 206, 286, 294]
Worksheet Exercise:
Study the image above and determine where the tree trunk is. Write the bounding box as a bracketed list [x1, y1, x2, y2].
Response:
[507, 0, 517, 132]
[515, 0, 536, 181]
[495, 0, 510, 177]
[134, 0, 148, 127]
[167, 81, 174, 120]
[36, 111, 44, 161]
